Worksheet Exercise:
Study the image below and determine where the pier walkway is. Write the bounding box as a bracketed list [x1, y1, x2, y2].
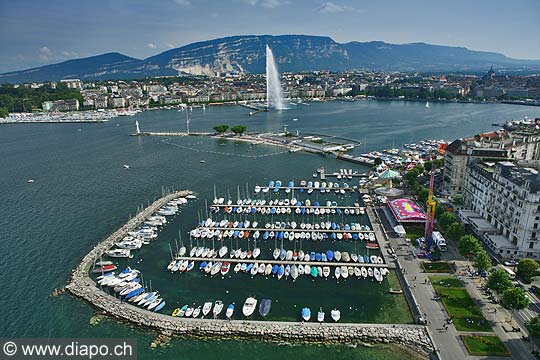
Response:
[173, 256, 388, 268]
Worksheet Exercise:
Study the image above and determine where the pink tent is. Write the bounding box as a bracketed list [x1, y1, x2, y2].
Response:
[388, 198, 426, 223]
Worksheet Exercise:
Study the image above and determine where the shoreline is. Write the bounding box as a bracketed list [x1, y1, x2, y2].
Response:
[66, 190, 434, 358]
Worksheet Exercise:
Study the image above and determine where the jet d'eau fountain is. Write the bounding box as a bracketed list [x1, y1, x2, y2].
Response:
[266, 45, 285, 110]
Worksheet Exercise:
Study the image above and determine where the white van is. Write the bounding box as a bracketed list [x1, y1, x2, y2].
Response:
[432, 231, 447, 251]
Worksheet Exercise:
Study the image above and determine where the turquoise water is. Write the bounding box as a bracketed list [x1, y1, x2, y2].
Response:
[0, 100, 537, 359]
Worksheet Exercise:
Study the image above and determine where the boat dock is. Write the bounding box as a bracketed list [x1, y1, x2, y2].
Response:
[211, 204, 365, 210]
[194, 226, 374, 234]
[173, 256, 388, 268]
[318, 168, 369, 179]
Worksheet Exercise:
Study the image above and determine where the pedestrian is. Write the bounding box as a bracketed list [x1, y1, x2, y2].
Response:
[413, 276, 417, 281]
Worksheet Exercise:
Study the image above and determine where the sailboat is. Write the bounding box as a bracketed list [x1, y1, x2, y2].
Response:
[331, 309, 341, 322]
[317, 308, 325, 322]
[301, 307, 311, 321]
[425, 100, 430, 108]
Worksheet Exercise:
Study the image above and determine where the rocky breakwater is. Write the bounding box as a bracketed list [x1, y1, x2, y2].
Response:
[66, 189, 433, 357]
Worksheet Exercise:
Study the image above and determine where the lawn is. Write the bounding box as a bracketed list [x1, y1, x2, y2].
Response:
[422, 261, 453, 273]
[404, 225, 424, 240]
[461, 335, 510, 356]
[429, 276, 492, 332]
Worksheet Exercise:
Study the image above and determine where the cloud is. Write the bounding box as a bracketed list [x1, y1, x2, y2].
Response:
[147, 43, 157, 49]
[166, 43, 176, 49]
[243, 0, 288, 9]
[173, 0, 191, 6]
[316, 2, 360, 14]
[39, 46, 53, 61]
[61, 50, 78, 58]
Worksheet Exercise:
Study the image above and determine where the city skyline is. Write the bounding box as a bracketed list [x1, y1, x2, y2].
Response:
[1, 0, 540, 73]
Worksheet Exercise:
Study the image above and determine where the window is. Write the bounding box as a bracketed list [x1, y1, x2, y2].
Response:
[530, 242, 535, 249]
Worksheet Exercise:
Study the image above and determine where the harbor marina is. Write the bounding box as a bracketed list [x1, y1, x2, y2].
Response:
[80, 176, 411, 325]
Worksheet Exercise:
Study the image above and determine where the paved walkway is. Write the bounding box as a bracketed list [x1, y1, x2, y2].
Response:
[374, 206, 534, 360]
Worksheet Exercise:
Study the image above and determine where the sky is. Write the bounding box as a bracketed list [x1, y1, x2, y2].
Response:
[1, 0, 539, 73]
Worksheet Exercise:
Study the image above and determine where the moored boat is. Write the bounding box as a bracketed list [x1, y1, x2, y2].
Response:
[242, 297, 257, 317]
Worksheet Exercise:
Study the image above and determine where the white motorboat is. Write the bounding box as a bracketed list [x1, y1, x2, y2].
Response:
[202, 302, 213, 317]
[242, 297, 257, 317]
[335, 266, 341, 279]
[105, 249, 132, 258]
[192, 306, 201, 318]
[213, 300, 224, 317]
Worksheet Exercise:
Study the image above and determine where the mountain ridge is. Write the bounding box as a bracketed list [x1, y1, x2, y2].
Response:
[2, 35, 539, 83]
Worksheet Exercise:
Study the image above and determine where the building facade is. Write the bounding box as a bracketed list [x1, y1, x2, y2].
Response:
[461, 160, 540, 259]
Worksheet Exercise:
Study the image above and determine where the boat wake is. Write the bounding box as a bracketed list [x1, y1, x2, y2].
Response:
[161, 139, 289, 159]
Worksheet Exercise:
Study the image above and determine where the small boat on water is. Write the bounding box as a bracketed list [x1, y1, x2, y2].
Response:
[389, 288, 403, 294]
[213, 300, 224, 318]
[185, 307, 194, 317]
[226, 303, 235, 319]
[202, 302, 213, 317]
[221, 262, 230, 276]
[317, 308, 325, 322]
[259, 299, 272, 317]
[93, 264, 117, 273]
[301, 307, 311, 321]
[335, 266, 341, 279]
[242, 297, 257, 317]
[366, 242, 379, 249]
[331, 309, 340, 322]
[178, 305, 188, 317]
[192, 306, 202, 318]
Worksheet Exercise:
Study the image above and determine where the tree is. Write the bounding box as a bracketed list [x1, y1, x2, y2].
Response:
[0, 106, 8, 118]
[374, 158, 383, 166]
[487, 269, 513, 292]
[417, 186, 430, 204]
[457, 234, 482, 256]
[475, 250, 492, 271]
[213, 124, 229, 134]
[231, 125, 247, 135]
[517, 258, 540, 283]
[438, 212, 456, 231]
[447, 222, 465, 242]
[501, 287, 530, 310]
[526, 316, 540, 337]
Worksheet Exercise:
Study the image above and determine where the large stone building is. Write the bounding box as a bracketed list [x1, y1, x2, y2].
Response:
[444, 129, 540, 196]
[461, 160, 540, 259]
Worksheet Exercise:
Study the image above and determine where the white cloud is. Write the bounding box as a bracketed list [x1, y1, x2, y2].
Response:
[61, 50, 78, 58]
[243, 0, 288, 9]
[166, 43, 176, 49]
[316, 2, 360, 14]
[39, 46, 53, 61]
[173, 0, 191, 6]
[147, 43, 157, 49]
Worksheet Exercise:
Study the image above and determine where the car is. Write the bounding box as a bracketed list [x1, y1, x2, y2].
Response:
[479, 270, 488, 277]
[504, 260, 518, 266]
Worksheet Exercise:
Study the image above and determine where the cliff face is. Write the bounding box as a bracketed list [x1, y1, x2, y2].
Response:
[2, 35, 540, 83]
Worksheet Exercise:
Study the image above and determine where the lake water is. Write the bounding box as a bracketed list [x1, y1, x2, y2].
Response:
[0, 100, 537, 359]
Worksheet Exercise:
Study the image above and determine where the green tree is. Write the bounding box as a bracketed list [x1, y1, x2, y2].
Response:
[213, 124, 229, 134]
[457, 234, 482, 256]
[501, 287, 530, 310]
[526, 316, 540, 337]
[475, 250, 492, 271]
[517, 258, 540, 283]
[487, 269, 513, 292]
[374, 158, 383, 166]
[438, 212, 456, 231]
[231, 125, 247, 135]
[447, 222, 465, 242]
[0, 106, 8, 118]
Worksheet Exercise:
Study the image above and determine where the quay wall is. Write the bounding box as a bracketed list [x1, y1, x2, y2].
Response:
[67, 190, 433, 357]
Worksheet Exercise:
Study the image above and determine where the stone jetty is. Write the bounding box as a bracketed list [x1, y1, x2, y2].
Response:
[66, 190, 434, 357]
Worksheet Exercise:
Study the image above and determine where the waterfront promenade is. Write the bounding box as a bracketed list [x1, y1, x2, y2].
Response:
[66, 190, 433, 357]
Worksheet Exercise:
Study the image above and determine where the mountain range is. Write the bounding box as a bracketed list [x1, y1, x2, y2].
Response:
[2, 35, 540, 83]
